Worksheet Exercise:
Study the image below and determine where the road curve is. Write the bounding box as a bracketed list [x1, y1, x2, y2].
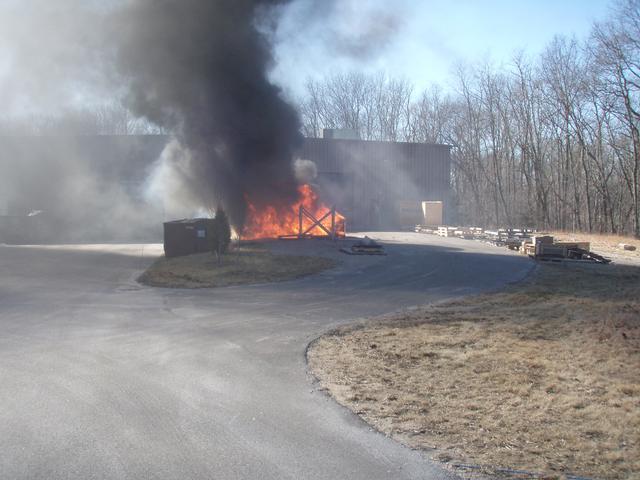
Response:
[0, 233, 532, 480]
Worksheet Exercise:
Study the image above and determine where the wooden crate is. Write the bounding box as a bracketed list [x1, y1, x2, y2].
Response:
[553, 241, 590, 252]
[397, 200, 424, 228]
[532, 235, 554, 245]
[422, 201, 443, 226]
[437, 226, 457, 237]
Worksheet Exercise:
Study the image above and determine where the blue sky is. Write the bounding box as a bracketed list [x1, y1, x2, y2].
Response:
[272, 0, 613, 96]
[0, 0, 615, 116]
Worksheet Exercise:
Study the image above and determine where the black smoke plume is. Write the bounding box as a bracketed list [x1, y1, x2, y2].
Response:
[114, 0, 302, 228]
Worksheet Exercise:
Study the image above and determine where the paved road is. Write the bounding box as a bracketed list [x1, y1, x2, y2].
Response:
[0, 233, 532, 480]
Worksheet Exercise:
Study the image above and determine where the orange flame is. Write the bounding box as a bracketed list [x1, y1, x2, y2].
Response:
[242, 184, 345, 240]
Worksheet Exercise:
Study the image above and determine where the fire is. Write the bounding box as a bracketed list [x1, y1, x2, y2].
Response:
[242, 184, 345, 240]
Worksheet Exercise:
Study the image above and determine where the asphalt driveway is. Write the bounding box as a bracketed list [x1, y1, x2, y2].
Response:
[0, 233, 532, 479]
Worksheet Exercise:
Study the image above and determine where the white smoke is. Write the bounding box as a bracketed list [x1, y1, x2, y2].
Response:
[144, 139, 214, 220]
[293, 158, 318, 184]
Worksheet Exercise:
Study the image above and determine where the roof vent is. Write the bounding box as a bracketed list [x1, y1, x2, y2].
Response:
[322, 128, 360, 140]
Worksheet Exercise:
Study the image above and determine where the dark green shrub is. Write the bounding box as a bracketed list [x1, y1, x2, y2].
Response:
[210, 207, 231, 263]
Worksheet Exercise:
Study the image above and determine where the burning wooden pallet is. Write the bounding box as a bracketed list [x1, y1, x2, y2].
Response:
[279, 205, 345, 240]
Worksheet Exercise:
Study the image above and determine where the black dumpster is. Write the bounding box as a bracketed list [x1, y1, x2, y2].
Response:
[163, 218, 216, 258]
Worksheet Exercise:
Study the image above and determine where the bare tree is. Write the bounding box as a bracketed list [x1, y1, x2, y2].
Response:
[591, 0, 640, 236]
[297, 3, 640, 237]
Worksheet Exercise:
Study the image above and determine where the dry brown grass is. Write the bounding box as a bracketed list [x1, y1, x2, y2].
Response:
[550, 230, 640, 262]
[139, 245, 336, 288]
[308, 263, 640, 479]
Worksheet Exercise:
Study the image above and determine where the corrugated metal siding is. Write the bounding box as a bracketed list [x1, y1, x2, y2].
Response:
[0, 135, 451, 234]
[299, 138, 451, 228]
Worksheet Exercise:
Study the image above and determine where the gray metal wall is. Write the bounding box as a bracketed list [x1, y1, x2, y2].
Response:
[299, 138, 451, 229]
[0, 135, 451, 241]
[0, 135, 167, 242]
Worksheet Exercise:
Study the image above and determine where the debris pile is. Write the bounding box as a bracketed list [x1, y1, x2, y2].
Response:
[522, 235, 610, 263]
[340, 237, 386, 256]
[415, 224, 613, 264]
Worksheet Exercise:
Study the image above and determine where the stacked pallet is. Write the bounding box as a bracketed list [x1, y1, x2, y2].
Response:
[417, 224, 538, 245]
[414, 225, 436, 234]
[484, 230, 508, 246]
[415, 224, 610, 264]
[437, 226, 457, 237]
[504, 237, 524, 250]
[452, 228, 473, 239]
[520, 235, 609, 263]
[417, 225, 482, 238]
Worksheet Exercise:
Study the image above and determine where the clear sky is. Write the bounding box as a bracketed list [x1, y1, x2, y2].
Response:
[0, 0, 616, 116]
[271, 0, 614, 97]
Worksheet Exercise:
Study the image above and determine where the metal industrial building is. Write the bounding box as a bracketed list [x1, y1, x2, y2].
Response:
[0, 134, 451, 241]
[0, 135, 167, 243]
[301, 135, 451, 230]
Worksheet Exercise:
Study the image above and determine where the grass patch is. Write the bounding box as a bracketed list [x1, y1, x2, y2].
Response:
[550, 230, 640, 262]
[139, 245, 337, 288]
[308, 263, 640, 479]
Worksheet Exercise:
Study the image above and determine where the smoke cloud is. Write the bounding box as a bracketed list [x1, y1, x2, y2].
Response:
[0, 0, 117, 117]
[114, 0, 303, 229]
[320, 1, 403, 59]
[0, 0, 408, 242]
[0, 135, 166, 243]
[293, 158, 317, 185]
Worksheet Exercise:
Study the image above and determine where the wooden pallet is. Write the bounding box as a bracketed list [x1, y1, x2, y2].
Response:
[340, 247, 387, 256]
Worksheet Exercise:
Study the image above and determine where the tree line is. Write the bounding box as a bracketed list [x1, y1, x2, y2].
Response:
[298, 1, 640, 237]
[0, 103, 164, 136]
